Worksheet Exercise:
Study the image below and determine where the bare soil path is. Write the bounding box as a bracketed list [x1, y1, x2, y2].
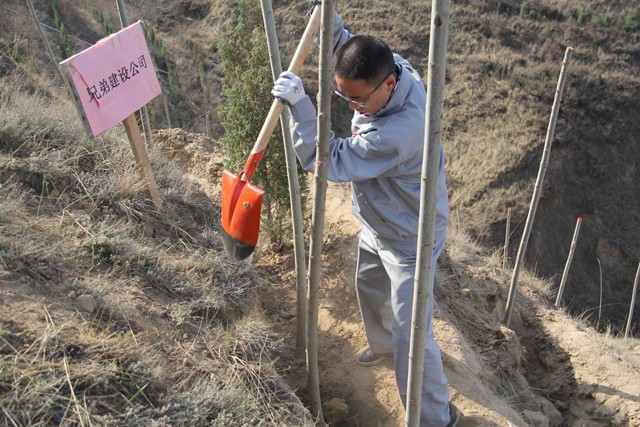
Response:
[255, 182, 512, 426]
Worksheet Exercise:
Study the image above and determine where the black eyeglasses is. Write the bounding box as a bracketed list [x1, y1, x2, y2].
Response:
[334, 71, 394, 107]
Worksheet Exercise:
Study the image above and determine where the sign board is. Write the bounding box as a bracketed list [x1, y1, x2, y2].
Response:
[60, 21, 161, 137]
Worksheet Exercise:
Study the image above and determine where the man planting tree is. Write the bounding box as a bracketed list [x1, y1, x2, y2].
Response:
[272, 4, 461, 427]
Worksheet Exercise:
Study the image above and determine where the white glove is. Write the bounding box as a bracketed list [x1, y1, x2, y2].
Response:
[272, 71, 305, 106]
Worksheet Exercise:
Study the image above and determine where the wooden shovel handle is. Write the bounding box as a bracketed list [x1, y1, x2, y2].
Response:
[242, 5, 321, 182]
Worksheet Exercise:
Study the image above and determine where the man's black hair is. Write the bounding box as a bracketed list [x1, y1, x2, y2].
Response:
[334, 35, 395, 85]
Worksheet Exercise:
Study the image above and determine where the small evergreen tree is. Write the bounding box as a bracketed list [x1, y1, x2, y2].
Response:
[218, 0, 307, 247]
[51, 0, 72, 57]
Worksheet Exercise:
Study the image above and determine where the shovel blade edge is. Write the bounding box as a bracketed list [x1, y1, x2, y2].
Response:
[222, 228, 257, 262]
[221, 169, 264, 262]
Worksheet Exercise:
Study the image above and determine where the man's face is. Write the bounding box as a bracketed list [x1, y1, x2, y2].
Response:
[334, 72, 396, 116]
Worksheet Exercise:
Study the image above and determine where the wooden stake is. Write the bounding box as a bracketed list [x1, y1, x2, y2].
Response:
[116, 0, 154, 148]
[503, 207, 512, 270]
[28, 0, 96, 138]
[555, 216, 582, 307]
[504, 46, 574, 327]
[61, 4, 160, 209]
[597, 258, 603, 331]
[406, 1, 451, 425]
[26, 0, 70, 89]
[259, 0, 308, 353]
[304, 1, 333, 424]
[625, 262, 640, 338]
[122, 115, 162, 207]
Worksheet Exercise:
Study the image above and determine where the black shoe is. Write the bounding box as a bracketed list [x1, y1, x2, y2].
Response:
[445, 402, 462, 427]
[357, 348, 390, 366]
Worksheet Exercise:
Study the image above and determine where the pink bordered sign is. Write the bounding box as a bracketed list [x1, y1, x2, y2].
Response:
[60, 21, 161, 137]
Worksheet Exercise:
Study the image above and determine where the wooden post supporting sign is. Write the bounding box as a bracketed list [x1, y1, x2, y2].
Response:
[122, 115, 162, 206]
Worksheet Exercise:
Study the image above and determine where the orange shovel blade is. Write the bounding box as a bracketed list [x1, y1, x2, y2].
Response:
[221, 169, 264, 262]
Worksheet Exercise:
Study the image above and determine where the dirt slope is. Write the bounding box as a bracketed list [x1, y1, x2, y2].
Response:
[5, 0, 639, 332]
[2, 0, 640, 425]
[1, 105, 639, 425]
[244, 175, 640, 426]
[158, 125, 640, 425]
[252, 181, 640, 427]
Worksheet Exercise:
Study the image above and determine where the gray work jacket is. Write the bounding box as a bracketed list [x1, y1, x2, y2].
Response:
[288, 13, 449, 250]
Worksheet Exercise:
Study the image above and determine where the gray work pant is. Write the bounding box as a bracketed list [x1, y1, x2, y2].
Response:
[355, 227, 450, 427]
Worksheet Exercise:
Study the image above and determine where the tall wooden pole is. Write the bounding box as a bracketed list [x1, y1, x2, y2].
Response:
[625, 262, 640, 338]
[555, 216, 582, 307]
[259, 0, 308, 352]
[503, 207, 512, 270]
[26, 0, 92, 137]
[405, 0, 451, 425]
[116, 0, 154, 148]
[504, 47, 573, 327]
[25, 0, 72, 92]
[305, 1, 334, 424]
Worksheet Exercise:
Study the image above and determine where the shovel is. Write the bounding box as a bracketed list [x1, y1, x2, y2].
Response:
[222, 5, 321, 262]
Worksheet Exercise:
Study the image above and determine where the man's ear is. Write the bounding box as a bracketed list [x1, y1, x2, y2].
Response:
[385, 75, 396, 92]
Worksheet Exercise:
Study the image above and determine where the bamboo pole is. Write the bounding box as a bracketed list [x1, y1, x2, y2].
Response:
[116, 0, 154, 148]
[597, 258, 603, 331]
[259, 0, 308, 352]
[112, 0, 161, 208]
[25, 0, 72, 93]
[503, 207, 512, 270]
[405, 0, 451, 425]
[555, 216, 582, 307]
[304, 1, 334, 424]
[27, 0, 92, 137]
[624, 262, 640, 338]
[503, 46, 574, 327]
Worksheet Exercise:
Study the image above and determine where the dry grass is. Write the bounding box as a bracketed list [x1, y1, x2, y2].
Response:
[0, 310, 147, 426]
[0, 74, 311, 426]
[602, 333, 640, 368]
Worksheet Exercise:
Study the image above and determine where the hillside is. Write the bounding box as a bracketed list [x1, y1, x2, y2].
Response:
[1, 0, 640, 426]
[2, 0, 638, 331]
